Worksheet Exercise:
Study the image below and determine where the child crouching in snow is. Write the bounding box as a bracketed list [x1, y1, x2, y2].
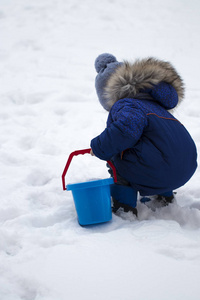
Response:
[90, 53, 197, 215]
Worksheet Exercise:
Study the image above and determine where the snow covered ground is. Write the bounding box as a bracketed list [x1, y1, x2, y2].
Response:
[0, 0, 200, 299]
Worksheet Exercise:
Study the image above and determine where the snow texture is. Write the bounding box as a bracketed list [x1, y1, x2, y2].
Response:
[0, 0, 200, 299]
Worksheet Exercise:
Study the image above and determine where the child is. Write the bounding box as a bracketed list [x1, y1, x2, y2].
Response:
[90, 53, 197, 214]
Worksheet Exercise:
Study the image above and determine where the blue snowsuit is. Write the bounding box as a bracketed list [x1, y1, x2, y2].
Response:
[91, 82, 197, 196]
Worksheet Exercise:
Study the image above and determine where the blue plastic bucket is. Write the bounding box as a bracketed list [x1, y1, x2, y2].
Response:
[66, 177, 113, 226]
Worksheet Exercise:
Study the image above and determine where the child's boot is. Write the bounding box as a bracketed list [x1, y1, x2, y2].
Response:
[110, 184, 138, 216]
[141, 191, 175, 211]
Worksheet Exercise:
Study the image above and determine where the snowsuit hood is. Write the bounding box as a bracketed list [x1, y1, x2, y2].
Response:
[95, 54, 185, 111]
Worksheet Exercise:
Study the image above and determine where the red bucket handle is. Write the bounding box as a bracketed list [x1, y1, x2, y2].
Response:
[62, 148, 117, 190]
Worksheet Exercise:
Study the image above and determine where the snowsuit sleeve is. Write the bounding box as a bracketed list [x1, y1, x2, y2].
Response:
[90, 102, 147, 161]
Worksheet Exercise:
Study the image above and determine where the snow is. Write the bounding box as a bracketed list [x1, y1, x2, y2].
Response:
[0, 0, 200, 299]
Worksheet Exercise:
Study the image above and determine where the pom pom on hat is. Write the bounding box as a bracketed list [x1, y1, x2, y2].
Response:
[94, 53, 122, 110]
[95, 53, 117, 73]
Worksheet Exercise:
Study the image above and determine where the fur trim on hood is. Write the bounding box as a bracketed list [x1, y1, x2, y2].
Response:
[104, 57, 185, 110]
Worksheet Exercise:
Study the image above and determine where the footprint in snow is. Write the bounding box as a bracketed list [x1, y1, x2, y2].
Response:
[26, 170, 52, 186]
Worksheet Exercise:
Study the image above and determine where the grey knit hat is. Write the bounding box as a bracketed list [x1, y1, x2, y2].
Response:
[94, 53, 122, 111]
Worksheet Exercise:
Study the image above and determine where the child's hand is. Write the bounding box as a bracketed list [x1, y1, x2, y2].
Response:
[90, 149, 95, 156]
